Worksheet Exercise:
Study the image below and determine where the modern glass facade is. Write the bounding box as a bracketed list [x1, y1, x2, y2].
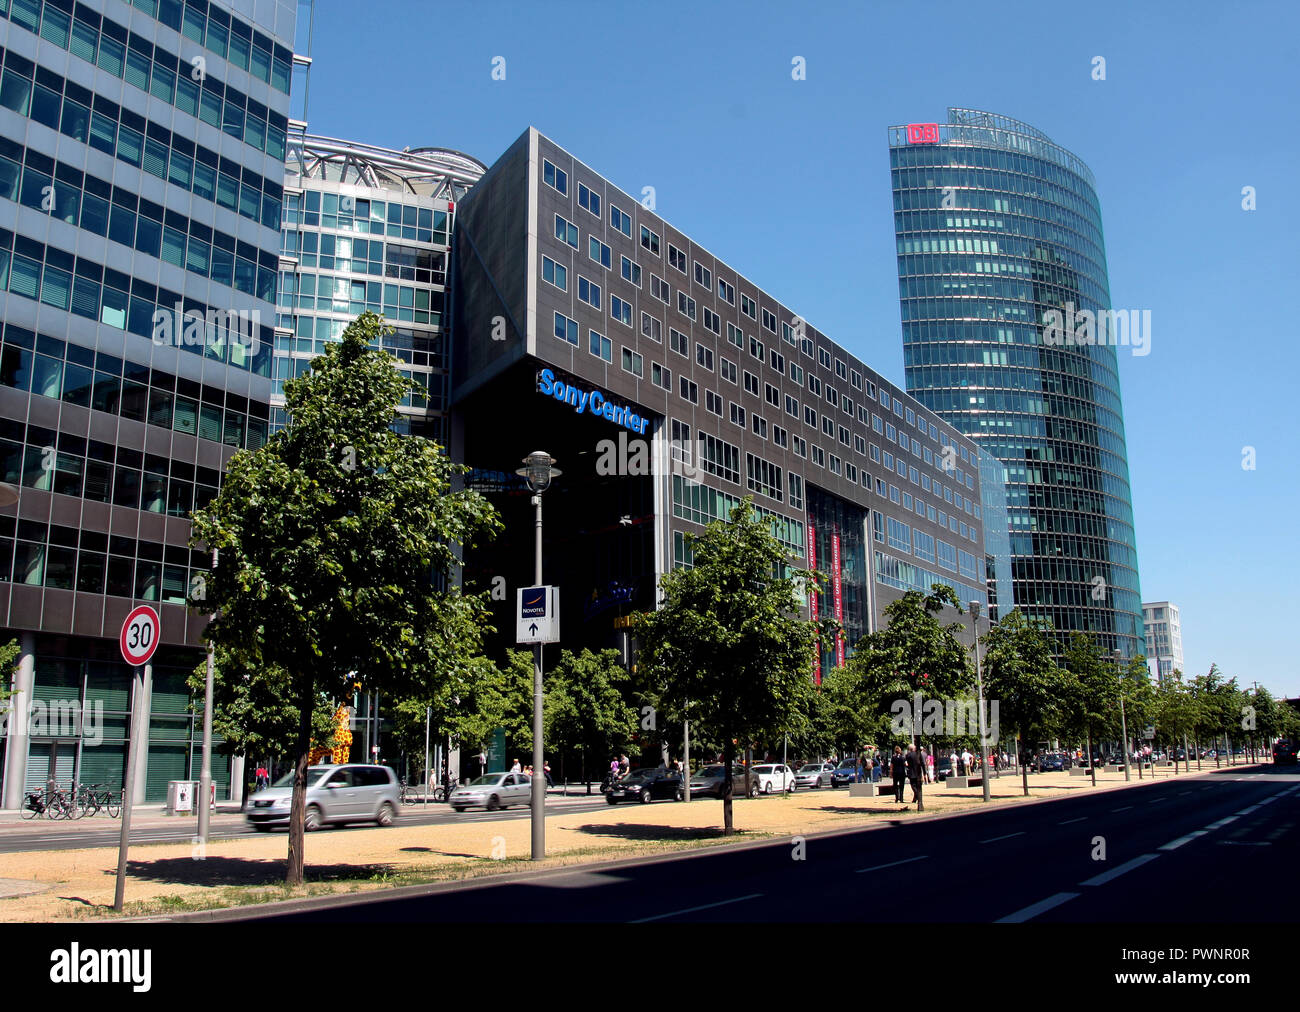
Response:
[0, 0, 296, 805]
[274, 138, 484, 442]
[888, 108, 1145, 658]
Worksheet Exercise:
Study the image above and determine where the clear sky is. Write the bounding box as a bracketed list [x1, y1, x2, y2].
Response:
[301, 0, 1299, 695]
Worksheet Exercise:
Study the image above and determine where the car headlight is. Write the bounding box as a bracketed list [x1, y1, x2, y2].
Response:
[274, 798, 291, 808]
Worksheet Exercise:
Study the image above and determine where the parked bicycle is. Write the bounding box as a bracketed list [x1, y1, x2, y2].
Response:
[22, 785, 74, 820]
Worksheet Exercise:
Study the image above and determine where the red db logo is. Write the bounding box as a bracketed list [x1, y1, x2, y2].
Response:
[907, 123, 939, 144]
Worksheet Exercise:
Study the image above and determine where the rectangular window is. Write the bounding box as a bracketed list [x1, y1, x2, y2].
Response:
[621, 347, 643, 377]
[772, 425, 788, 449]
[620, 256, 641, 286]
[578, 276, 602, 309]
[743, 371, 760, 396]
[873, 414, 883, 433]
[769, 349, 785, 374]
[789, 362, 803, 384]
[610, 204, 632, 237]
[851, 369, 862, 390]
[811, 445, 825, 467]
[588, 237, 612, 269]
[705, 390, 723, 416]
[650, 274, 671, 304]
[640, 225, 660, 255]
[676, 291, 696, 321]
[749, 336, 764, 361]
[680, 376, 698, 404]
[792, 435, 807, 458]
[727, 322, 744, 348]
[543, 159, 567, 195]
[640, 312, 662, 343]
[808, 375, 821, 396]
[889, 485, 900, 504]
[804, 405, 817, 428]
[696, 344, 714, 371]
[745, 453, 782, 501]
[610, 295, 632, 327]
[668, 244, 687, 273]
[702, 307, 720, 334]
[720, 358, 737, 384]
[717, 278, 735, 304]
[730, 402, 745, 428]
[578, 182, 601, 217]
[822, 417, 835, 438]
[669, 328, 689, 357]
[829, 454, 842, 476]
[553, 311, 578, 345]
[693, 261, 712, 290]
[786, 395, 799, 418]
[751, 414, 767, 439]
[651, 362, 671, 390]
[541, 256, 567, 292]
[741, 294, 757, 319]
[765, 383, 780, 408]
[762, 308, 777, 332]
[554, 214, 579, 248]
[589, 329, 612, 362]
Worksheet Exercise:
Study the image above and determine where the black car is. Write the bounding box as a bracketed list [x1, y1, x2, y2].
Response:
[1036, 752, 1069, 772]
[934, 756, 955, 780]
[606, 768, 684, 804]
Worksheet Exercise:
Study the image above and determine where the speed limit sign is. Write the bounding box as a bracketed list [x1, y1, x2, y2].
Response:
[120, 605, 161, 666]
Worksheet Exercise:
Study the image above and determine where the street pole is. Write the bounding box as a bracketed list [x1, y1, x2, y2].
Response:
[683, 718, 690, 803]
[423, 705, 431, 807]
[969, 601, 990, 804]
[114, 661, 150, 912]
[1115, 649, 1130, 782]
[197, 548, 217, 845]
[531, 491, 544, 860]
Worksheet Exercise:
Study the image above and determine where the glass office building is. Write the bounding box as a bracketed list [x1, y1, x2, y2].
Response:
[0, 0, 296, 804]
[274, 137, 485, 442]
[888, 109, 1145, 658]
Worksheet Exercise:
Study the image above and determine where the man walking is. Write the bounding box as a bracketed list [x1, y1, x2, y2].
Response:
[905, 744, 925, 810]
[890, 746, 907, 803]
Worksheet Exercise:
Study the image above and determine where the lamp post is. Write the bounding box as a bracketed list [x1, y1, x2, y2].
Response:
[197, 547, 217, 845]
[969, 601, 990, 803]
[1114, 648, 1131, 782]
[516, 451, 560, 861]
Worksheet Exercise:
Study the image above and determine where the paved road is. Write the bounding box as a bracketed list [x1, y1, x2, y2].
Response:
[220, 765, 1299, 923]
[0, 794, 616, 853]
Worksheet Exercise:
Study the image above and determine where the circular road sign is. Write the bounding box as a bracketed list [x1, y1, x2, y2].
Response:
[120, 605, 161, 667]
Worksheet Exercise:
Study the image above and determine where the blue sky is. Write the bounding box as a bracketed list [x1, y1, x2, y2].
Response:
[303, 0, 1299, 695]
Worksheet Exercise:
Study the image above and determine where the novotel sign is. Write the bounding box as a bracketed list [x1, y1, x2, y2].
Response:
[537, 368, 649, 434]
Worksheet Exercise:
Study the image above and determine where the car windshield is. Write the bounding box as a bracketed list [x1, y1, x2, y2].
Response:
[272, 768, 331, 789]
[799, 765, 822, 773]
[837, 761, 856, 768]
[753, 766, 774, 773]
[465, 775, 504, 787]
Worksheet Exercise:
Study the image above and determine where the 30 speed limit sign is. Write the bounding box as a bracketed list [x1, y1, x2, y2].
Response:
[120, 605, 161, 666]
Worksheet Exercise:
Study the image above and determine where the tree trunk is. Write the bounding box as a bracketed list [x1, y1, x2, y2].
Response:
[286, 682, 315, 887]
[722, 739, 735, 836]
[1019, 731, 1028, 796]
[1087, 725, 1095, 786]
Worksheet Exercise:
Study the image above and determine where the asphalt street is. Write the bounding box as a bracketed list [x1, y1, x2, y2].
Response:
[221, 765, 1299, 923]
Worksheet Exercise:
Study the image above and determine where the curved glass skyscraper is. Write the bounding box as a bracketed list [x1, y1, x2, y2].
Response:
[887, 109, 1144, 658]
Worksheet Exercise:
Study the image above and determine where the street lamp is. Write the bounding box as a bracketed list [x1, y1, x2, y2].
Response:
[1114, 648, 1131, 782]
[515, 451, 560, 861]
[969, 600, 990, 803]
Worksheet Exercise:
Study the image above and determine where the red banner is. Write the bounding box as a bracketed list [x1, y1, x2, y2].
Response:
[832, 532, 844, 667]
[807, 523, 819, 684]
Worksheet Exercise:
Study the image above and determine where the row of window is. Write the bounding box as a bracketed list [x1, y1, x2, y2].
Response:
[0, 50, 283, 227]
[0, 323, 270, 448]
[0, 513, 208, 603]
[1, 138, 276, 300]
[873, 549, 986, 610]
[278, 271, 441, 327]
[670, 474, 804, 559]
[0, 228, 272, 374]
[283, 192, 450, 247]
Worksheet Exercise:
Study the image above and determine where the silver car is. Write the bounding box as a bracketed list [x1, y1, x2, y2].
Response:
[449, 772, 533, 812]
[793, 762, 835, 789]
[246, 764, 400, 831]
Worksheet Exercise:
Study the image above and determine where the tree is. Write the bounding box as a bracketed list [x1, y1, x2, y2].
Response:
[0, 637, 19, 706]
[980, 610, 1065, 795]
[1060, 633, 1119, 783]
[633, 499, 825, 834]
[1154, 672, 1198, 771]
[189, 312, 500, 884]
[544, 649, 640, 789]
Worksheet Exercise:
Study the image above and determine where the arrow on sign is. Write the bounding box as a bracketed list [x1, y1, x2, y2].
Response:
[529, 623, 538, 635]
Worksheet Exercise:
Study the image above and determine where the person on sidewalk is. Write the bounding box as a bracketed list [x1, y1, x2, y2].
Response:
[890, 746, 907, 802]
[543, 761, 553, 787]
[905, 743, 925, 810]
[925, 749, 934, 784]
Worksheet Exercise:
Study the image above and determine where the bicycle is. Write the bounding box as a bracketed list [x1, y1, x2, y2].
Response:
[23, 786, 74, 820]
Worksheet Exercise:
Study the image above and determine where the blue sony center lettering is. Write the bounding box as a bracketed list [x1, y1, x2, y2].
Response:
[536, 369, 649, 434]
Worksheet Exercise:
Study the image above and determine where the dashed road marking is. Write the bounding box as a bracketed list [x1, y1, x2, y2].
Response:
[980, 832, 1025, 844]
[1160, 830, 1207, 851]
[1058, 817, 1086, 825]
[856, 855, 928, 874]
[631, 892, 762, 923]
[995, 892, 1079, 923]
[1080, 853, 1159, 887]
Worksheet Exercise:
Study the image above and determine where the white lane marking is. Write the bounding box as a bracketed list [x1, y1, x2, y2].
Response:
[995, 892, 1080, 923]
[1235, 805, 1261, 816]
[1058, 817, 1086, 825]
[980, 831, 1025, 844]
[1160, 830, 1207, 851]
[631, 892, 762, 923]
[1080, 853, 1160, 887]
[1205, 816, 1238, 830]
[855, 855, 928, 874]
[1111, 806, 1133, 812]
[1200, 787, 1214, 792]
[1178, 791, 1192, 796]
[1218, 841, 1269, 846]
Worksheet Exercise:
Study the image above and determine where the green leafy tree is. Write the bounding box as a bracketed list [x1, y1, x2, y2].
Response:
[1154, 672, 1199, 770]
[633, 499, 826, 834]
[1060, 633, 1120, 782]
[980, 610, 1065, 795]
[189, 312, 500, 884]
[0, 637, 19, 706]
[544, 648, 640, 788]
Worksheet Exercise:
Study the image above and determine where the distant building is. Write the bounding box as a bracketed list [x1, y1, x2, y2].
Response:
[1142, 601, 1183, 679]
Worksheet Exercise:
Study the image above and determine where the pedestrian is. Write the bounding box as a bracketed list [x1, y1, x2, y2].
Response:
[925, 749, 934, 784]
[511, 758, 522, 774]
[905, 743, 925, 809]
[890, 746, 907, 803]
[960, 747, 972, 777]
[618, 754, 630, 777]
[871, 755, 881, 783]
[543, 761, 553, 787]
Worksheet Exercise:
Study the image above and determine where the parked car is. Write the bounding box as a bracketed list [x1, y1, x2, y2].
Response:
[607, 768, 684, 804]
[793, 762, 835, 789]
[934, 755, 955, 780]
[751, 763, 796, 794]
[246, 764, 400, 831]
[1036, 753, 1068, 773]
[689, 764, 759, 799]
[830, 759, 859, 786]
[449, 772, 532, 812]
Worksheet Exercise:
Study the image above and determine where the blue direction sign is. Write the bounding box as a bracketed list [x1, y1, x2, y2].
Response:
[517, 585, 560, 644]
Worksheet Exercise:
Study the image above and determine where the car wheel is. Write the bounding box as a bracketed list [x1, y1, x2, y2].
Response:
[376, 802, 395, 827]
[675, 788, 684, 802]
[452, 806, 466, 812]
[764, 782, 774, 794]
[606, 795, 618, 805]
[252, 824, 271, 832]
[640, 789, 652, 804]
[487, 794, 501, 811]
[749, 783, 760, 799]
[304, 805, 322, 832]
